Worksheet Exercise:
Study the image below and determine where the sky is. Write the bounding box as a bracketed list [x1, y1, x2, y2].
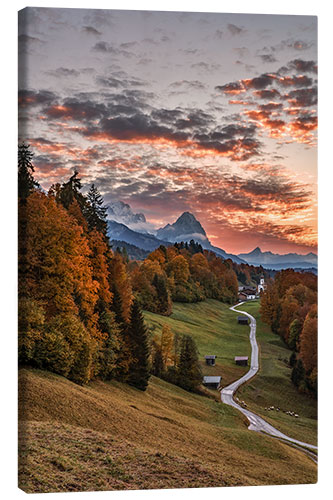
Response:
[18, 7, 317, 255]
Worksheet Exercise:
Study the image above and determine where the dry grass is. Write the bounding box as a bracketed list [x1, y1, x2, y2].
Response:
[18, 368, 317, 493]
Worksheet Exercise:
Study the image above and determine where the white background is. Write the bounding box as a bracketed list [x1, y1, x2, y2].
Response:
[1, 1, 331, 499]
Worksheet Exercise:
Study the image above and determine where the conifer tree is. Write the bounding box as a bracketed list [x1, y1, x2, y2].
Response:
[18, 143, 39, 199]
[127, 300, 150, 391]
[59, 170, 86, 210]
[152, 273, 172, 315]
[177, 335, 202, 392]
[86, 183, 108, 235]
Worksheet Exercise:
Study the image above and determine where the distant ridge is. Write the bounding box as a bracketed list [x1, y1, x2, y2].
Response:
[238, 246, 317, 270]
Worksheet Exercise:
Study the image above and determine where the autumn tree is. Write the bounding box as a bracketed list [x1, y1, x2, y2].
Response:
[299, 305, 317, 375]
[260, 283, 280, 334]
[160, 324, 174, 367]
[288, 318, 302, 351]
[109, 253, 133, 323]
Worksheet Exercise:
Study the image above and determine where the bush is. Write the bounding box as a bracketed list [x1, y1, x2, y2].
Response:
[34, 314, 95, 384]
[18, 298, 45, 364]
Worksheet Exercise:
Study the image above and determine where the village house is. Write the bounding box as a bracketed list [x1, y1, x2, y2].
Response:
[237, 316, 249, 325]
[203, 376, 221, 389]
[234, 356, 248, 366]
[238, 286, 256, 301]
[205, 355, 217, 366]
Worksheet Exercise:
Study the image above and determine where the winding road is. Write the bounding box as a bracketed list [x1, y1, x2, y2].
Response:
[221, 302, 317, 455]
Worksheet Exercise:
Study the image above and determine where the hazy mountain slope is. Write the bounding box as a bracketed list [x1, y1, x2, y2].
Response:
[238, 247, 317, 269]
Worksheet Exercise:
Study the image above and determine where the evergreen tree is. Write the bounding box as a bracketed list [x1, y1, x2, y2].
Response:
[127, 300, 150, 391]
[177, 335, 202, 392]
[59, 170, 86, 210]
[152, 273, 172, 315]
[85, 183, 108, 235]
[98, 310, 121, 380]
[291, 359, 305, 388]
[18, 143, 39, 199]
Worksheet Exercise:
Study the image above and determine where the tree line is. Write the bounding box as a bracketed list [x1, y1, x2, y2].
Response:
[129, 242, 240, 315]
[260, 269, 317, 396]
[18, 144, 150, 390]
[18, 144, 206, 393]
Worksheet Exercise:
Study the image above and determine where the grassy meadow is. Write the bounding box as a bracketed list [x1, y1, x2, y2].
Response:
[18, 298, 317, 492]
[19, 367, 316, 493]
[233, 300, 317, 445]
[144, 300, 251, 387]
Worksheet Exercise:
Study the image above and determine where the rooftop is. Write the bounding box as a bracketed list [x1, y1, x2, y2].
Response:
[203, 376, 221, 383]
[234, 356, 248, 361]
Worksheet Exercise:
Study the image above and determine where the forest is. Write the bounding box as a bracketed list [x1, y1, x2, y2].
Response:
[260, 269, 317, 396]
[18, 143, 314, 397]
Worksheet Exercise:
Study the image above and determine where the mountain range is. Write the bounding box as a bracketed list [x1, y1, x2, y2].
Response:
[238, 247, 317, 270]
[106, 204, 317, 269]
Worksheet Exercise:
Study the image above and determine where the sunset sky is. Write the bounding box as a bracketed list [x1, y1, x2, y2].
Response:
[18, 7, 317, 254]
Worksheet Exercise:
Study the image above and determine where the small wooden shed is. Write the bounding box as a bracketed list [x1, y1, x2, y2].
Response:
[205, 355, 217, 366]
[234, 356, 248, 366]
[203, 376, 221, 389]
[237, 315, 249, 325]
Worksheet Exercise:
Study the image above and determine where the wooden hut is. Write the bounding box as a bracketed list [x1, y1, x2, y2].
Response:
[205, 355, 217, 366]
[203, 376, 221, 389]
[237, 315, 249, 325]
[234, 356, 248, 366]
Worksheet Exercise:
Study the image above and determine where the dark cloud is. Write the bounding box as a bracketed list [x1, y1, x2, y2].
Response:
[151, 109, 184, 123]
[259, 54, 277, 63]
[18, 89, 58, 108]
[82, 26, 102, 36]
[191, 61, 221, 72]
[43, 98, 108, 121]
[97, 71, 147, 89]
[227, 23, 247, 36]
[215, 81, 244, 95]
[92, 41, 135, 58]
[259, 102, 283, 112]
[286, 59, 317, 74]
[244, 74, 276, 90]
[283, 87, 317, 107]
[253, 89, 281, 99]
[45, 67, 80, 78]
[169, 80, 206, 91]
[277, 75, 313, 88]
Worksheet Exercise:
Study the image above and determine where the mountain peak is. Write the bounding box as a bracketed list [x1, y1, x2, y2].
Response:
[156, 211, 207, 242]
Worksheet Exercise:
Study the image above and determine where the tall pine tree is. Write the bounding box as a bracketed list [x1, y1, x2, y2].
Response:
[18, 143, 39, 199]
[127, 300, 150, 391]
[86, 184, 108, 235]
[177, 335, 202, 392]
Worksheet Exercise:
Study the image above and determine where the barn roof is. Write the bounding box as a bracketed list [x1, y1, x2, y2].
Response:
[203, 376, 221, 383]
[234, 356, 248, 361]
[238, 315, 248, 320]
[205, 355, 217, 359]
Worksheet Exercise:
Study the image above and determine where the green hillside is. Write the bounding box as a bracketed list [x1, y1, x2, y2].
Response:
[19, 367, 316, 493]
[19, 299, 317, 493]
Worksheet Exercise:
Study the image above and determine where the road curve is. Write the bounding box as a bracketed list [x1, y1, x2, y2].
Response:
[221, 302, 317, 452]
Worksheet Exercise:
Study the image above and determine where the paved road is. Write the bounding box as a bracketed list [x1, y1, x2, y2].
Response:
[221, 302, 317, 453]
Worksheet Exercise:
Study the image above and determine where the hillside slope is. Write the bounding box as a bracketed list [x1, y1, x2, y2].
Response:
[19, 367, 316, 493]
